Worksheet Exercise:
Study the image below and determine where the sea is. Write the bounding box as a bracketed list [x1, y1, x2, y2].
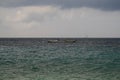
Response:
[0, 38, 120, 80]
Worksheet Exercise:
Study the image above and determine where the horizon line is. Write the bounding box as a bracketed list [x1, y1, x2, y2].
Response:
[0, 37, 120, 39]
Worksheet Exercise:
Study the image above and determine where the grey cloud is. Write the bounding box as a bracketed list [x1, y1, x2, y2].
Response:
[0, 0, 120, 10]
[22, 11, 57, 23]
[23, 13, 46, 23]
[0, 6, 120, 37]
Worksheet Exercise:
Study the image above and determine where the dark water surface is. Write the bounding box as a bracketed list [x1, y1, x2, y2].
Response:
[0, 38, 120, 80]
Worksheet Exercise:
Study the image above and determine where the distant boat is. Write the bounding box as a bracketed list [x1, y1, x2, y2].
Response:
[48, 40, 59, 43]
[48, 39, 76, 43]
[64, 40, 76, 43]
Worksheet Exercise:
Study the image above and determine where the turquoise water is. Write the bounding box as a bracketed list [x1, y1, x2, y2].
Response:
[0, 38, 120, 80]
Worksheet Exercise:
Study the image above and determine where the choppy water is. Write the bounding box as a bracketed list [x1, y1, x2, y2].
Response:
[0, 38, 120, 80]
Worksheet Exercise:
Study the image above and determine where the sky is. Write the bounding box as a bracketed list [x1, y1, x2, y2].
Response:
[0, 0, 120, 38]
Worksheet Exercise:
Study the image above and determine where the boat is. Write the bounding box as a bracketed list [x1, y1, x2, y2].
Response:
[48, 40, 59, 43]
[48, 39, 76, 43]
[64, 40, 76, 43]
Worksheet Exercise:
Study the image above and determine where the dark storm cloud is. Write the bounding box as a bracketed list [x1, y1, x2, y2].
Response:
[0, 0, 120, 10]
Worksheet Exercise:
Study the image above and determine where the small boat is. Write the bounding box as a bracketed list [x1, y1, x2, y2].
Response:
[64, 40, 76, 43]
[48, 39, 76, 43]
[48, 40, 59, 43]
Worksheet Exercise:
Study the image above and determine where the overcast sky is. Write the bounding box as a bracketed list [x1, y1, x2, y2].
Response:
[0, 0, 120, 38]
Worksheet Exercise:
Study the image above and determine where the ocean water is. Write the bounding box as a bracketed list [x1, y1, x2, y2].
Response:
[0, 38, 120, 80]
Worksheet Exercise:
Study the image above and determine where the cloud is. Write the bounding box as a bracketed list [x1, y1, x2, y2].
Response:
[0, 6, 120, 37]
[0, 0, 120, 11]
